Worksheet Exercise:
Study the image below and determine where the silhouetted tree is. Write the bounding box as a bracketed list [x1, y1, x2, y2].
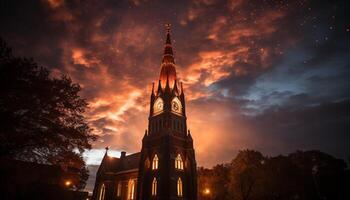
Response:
[0, 38, 96, 189]
[198, 150, 349, 200]
[229, 150, 266, 200]
[198, 167, 214, 200]
[289, 150, 348, 200]
[212, 164, 230, 200]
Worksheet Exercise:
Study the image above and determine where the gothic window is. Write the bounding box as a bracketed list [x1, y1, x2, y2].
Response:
[99, 183, 105, 200]
[127, 179, 135, 200]
[152, 154, 159, 170]
[145, 158, 150, 169]
[177, 178, 183, 197]
[175, 154, 184, 170]
[117, 181, 122, 197]
[152, 178, 157, 196]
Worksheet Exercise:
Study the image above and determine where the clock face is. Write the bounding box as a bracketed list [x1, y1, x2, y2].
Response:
[171, 97, 182, 114]
[172, 101, 179, 111]
[153, 98, 164, 114]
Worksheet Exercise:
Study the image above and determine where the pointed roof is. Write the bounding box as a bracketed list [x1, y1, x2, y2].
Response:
[159, 24, 177, 90]
[98, 152, 141, 174]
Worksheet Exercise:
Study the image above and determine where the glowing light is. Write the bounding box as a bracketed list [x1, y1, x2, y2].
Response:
[204, 188, 211, 195]
[65, 180, 72, 186]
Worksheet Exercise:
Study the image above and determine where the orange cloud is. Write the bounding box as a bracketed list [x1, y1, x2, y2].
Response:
[47, 0, 64, 9]
[36, 0, 306, 168]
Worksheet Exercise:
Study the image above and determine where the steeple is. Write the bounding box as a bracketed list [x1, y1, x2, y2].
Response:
[159, 24, 177, 90]
[138, 25, 197, 200]
[162, 24, 174, 63]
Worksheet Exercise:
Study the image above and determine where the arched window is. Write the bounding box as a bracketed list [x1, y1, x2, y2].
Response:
[175, 154, 184, 170]
[152, 178, 157, 196]
[177, 178, 183, 197]
[117, 181, 122, 197]
[127, 179, 135, 200]
[99, 183, 105, 200]
[152, 154, 159, 170]
[145, 158, 150, 169]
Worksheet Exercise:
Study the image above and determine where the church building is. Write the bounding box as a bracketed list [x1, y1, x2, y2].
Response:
[92, 26, 197, 200]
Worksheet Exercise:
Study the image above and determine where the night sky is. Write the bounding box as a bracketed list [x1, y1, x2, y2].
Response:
[1, 0, 350, 192]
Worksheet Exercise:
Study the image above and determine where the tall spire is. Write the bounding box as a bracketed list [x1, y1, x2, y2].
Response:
[162, 23, 174, 62]
[159, 24, 177, 90]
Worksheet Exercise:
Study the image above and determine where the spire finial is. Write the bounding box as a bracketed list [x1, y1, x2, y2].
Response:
[165, 23, 171, 33]
[104, 146, 109, 157]
[164, 23, 172, 46]
[159, 24, 176, 90]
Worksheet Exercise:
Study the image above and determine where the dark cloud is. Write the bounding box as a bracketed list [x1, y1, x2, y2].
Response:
[249, 100, 350, 159]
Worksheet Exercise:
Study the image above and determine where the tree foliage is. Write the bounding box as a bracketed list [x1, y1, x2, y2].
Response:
[0, 38, 96, 189]
[198, 150, 349, 200]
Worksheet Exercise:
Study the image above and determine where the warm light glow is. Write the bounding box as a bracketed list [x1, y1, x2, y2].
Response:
[177, 178, 183, 197]
[171, 97, 182, 114]
[99, 184, 105, 200]
[204, 188, 211, 195]
[152, 178, 157, 196]
[117, 182, 122, 197]
[175, 154, 184, 170]
[127, 179, 135, 199]
[65, 180, 72, 186]
[152, 154, 159, 170]
[153, 98, 164, 114]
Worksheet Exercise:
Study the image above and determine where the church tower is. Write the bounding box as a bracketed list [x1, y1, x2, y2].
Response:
[136, 25, 197, 200]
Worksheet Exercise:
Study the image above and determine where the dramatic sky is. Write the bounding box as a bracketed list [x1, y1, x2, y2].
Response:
[1, 0, 350, 192]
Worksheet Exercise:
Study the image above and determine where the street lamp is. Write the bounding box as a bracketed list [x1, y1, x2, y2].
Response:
[204, 188, 210, 195]
[65, 180, 72, 187]
[203, 188, 211, 200]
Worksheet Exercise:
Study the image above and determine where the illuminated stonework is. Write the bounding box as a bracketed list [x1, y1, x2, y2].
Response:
[92, 26, 197, 200]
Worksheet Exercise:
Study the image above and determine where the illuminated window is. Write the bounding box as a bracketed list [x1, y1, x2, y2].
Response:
[99, 183, 105, 200]
[177, 178, 183, 197]
[175, 154, 184, 170]
[117, 182, 122, 197]
[127, 179, 135, 200]
[152, 178, 157, 196]
[152, 154, 159, 170]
